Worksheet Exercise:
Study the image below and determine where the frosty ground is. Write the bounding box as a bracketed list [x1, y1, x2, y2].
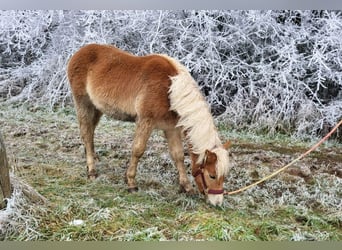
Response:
[0, 103, 341, 240]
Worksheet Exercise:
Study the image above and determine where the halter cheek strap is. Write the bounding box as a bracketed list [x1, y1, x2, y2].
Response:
[192, 168, 224, 195]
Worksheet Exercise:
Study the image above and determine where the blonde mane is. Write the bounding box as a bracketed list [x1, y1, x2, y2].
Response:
[162, 55, 229, 177]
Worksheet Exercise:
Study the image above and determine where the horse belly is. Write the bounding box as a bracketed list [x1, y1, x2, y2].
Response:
[86, 82, 137, 122]
[107, 108, 136, 122]
[94, 98, 137, 122]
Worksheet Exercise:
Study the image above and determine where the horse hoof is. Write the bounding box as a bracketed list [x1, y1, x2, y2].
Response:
[87, 169, 98, 180]
[128, 187, 139, 193]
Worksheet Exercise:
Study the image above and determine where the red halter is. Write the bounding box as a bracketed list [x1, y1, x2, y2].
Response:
[192, 168, 224, 195]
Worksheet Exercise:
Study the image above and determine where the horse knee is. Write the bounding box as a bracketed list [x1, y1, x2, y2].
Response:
[132, 142, 145, 159]
[171, 149, 184, 162]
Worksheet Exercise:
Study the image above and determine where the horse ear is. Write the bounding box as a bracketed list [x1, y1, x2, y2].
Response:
[223, 140, 231, 149]
[205, 150, 217, 164]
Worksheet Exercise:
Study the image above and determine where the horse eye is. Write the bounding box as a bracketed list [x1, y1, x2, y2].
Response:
[209, 174, 216, 180]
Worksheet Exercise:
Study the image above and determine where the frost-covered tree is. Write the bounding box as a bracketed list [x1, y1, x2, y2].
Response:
[0, 10, 341, 139]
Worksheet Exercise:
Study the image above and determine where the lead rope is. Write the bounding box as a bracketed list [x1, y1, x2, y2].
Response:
[224, 119, 342, 196]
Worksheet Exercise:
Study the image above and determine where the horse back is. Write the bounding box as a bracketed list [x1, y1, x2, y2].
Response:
[67, 44, 179, 125]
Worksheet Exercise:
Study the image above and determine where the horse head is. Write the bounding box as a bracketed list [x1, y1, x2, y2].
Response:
[191, 140, 231, 206]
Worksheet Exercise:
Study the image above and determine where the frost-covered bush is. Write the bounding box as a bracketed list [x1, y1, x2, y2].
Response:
[0, 10, 341, 139]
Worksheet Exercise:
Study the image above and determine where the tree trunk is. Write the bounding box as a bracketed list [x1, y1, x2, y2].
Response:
[0, 130, 11, 209]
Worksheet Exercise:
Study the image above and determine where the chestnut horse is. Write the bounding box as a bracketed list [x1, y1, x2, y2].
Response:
[67, 44, 230, 206]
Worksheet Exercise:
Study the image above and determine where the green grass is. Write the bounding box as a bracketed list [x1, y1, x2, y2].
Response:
[0, 104, 341, 241]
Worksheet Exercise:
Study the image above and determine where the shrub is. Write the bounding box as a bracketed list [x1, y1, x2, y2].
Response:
[0, 10, 341, 139]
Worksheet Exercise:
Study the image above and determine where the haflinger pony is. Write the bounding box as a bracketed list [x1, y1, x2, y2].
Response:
[67, 44, 230, 206]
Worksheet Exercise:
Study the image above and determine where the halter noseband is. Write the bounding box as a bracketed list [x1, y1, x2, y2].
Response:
[192, 167, 224, 195]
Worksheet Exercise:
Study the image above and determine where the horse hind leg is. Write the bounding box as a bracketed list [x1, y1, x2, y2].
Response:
[74, 95, 102, 179]
[164, 128, 194, 194]
[126, 119, 153, 192]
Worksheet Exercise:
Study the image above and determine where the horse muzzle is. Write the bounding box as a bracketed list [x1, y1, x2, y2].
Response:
[207, 193, 224, 206]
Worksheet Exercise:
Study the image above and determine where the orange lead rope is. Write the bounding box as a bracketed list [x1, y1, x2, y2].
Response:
[224, 119, 342, 196]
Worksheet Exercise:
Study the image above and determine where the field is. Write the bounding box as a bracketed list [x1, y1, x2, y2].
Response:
[0, 103, 341, 241]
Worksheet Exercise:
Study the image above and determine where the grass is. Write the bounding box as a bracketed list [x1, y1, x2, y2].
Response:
[0, 103, 341, 241]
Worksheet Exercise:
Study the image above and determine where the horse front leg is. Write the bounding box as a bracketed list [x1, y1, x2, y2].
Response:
[164, 128, 194, 194]
[126, 119, 153, 192]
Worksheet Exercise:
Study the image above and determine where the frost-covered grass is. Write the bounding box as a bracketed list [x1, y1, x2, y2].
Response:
[0, 104, 341, 240]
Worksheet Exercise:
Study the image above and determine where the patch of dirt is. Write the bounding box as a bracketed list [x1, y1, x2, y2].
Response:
[231, 141, 342, 180]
